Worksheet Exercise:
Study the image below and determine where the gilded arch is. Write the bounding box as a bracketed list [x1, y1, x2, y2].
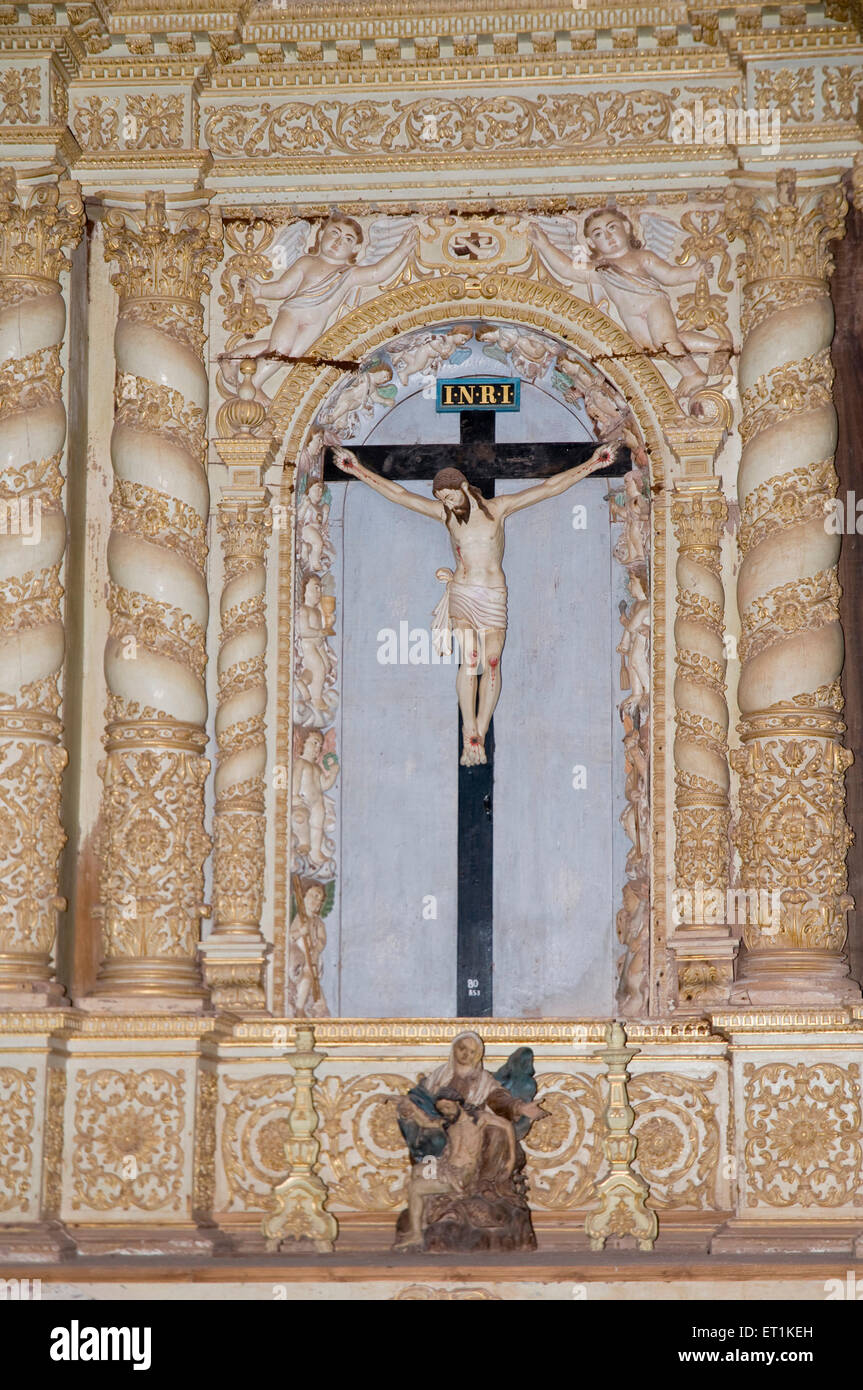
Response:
[270, 274, 692, 1015]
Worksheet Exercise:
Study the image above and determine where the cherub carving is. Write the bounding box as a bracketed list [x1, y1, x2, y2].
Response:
[295, 575, 338, 726]
[297, 480, 334, 573]
[529, 209, 728, 404]
[316, 360, 396, 438]
[292, 729, 339, 873]
[609, 465, 650, 568]
[621, 713, 650, 871]
[389, 324, 473, 387]
[222, 215, 418, 398]
[617, 573, 650, 716]
[476, 322, 556, 382]
[554, 352, 632, 439]
[288, 877, 333, 1018]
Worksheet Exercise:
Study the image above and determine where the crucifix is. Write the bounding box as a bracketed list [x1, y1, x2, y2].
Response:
[323, 413, 628, 1016]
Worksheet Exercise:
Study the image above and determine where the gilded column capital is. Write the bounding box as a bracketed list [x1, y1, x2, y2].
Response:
[671, 484, 728, 573]
[725, 169, 847, 287]
[101, 189, 222, 306]
[0, 168, 84, 287]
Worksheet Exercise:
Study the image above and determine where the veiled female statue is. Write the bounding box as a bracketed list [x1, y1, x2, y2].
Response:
[393, 1031, 547, 1252]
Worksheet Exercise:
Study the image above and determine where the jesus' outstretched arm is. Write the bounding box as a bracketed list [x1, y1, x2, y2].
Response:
[494, 442, 618, 518]
[328, 441, 444, 520]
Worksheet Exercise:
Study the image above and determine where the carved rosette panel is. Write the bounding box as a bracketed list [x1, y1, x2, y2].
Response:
[0, 1066, 36, 1213]
[742, 1061, 862, 1209]
[0, 172, 83, 994]
[69, 1067, 186, 1214]
[220, 1071, 412, 1212]
[521, 1071, 605, 1207]
[629, 1071, 721, 1209]
[725, 174, 855, 996]
[207, 492, 271, 1009]
[91, 193, 221, 1003]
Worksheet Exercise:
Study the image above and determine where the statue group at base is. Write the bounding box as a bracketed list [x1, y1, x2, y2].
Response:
[392, 1032, 547, 1253]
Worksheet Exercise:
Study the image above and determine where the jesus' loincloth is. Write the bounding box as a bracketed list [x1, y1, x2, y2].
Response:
[432, 573, 508, 661]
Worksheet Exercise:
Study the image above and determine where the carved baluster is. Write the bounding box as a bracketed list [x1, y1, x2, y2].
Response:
[263, 1023, 338, 1252]
[83, 191, 221, 1009]
[0, 169, 83, 1005]
[725, 170, 859, 1006]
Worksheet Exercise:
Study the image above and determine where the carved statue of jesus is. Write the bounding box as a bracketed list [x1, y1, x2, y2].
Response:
[330, 438, 617, 765]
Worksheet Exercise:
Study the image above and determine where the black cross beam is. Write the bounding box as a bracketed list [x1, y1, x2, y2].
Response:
[326, 414, 628, 1018]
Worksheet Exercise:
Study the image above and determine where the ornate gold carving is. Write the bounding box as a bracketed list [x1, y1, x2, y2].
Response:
[731, 714, 853, 953]
[205, 485, 271, 1011]
[725, 172, 847, 334]
[107, 585, 207, 682]
[0, 740, 67, 961]
[0, 171, 84, 283]
[0, 68, 40, 125]
[521, 1072, 605, 1208]
[739, 349, 834, 447]
[71, 1068, 186, 1212]
[192, 1070, 218, 1222]
[739, 458, 837, 558]
[91, 191, 222, 1006]
[0, 1067, 36, 1212]
[103, 191, 220, 305]
[629, 1072, 720, 1208]
[41, 1065, 65, 1218]
[743, 1062, 862, 1208]
[115, 372, 206, 466]
[72, 94, 119, 150]
[821, 66, 863, 121]
[96, 748, 211, 962]
[125, 94, 183, 149]
[111, 480, 208, 572]
[753, 67, 815, 122]
[739, 568, 840, 663]
[204, 90, 738, 160]
[671, 484, 731, 1009]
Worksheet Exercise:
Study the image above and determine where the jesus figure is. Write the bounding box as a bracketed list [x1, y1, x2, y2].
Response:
[329, 437, 617, 766]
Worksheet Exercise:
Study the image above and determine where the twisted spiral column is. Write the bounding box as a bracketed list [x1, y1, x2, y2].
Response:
[0, 170, 83, 1004]
[726, 169, 858, 1006]
[84, 191, 221, 1009]
[670, 479, 735, 1008]
[201, 439, 274, 1011]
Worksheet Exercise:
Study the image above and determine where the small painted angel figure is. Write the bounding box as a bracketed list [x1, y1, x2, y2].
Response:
[530, 208, 730, 403]
[222, 214, 418, 398]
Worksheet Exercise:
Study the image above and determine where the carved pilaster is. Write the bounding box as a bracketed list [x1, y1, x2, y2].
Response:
[201, 416, 278, 1012]
[84, 191, 221, 1010]
[669, 471, 736, 1010]
[725, 169, 859, 1006]
[0, 168, 83, 1006]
